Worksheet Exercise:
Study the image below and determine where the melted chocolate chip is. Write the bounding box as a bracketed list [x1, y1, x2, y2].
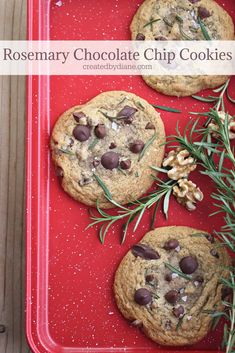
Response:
[163, 239, 179, 250]
[120, 159, 131, 170]
[210, 249, 219, 258]
[129, 140, 145, 153]
[136, 33, 145, 40]
[134, 288, 152, 305]
[109, 142, 117, 149]
[101, 151, 119, 170]
[132, 243, 160, 260]
[165, 273, 172, 282]
[73, 125, 90, 142]
[165, 290, 179, 304]
[124, 116, 133, 124]
[73, 111, 86, 122]
[155, 36, 167, 40]
[180, 256, 198, 274]
[55, 166, 64, 177]
[145, 122, 155, 130]
[94, 124, 106, 139]
[146, 274, 155, 283]
[118, 105, 137, 117]
[173, 305, 184, 318]
[198, 6, 211, 19]
[92, 160, 100, 168]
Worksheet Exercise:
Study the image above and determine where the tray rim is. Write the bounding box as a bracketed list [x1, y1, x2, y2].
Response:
[25, 1, 227, 352]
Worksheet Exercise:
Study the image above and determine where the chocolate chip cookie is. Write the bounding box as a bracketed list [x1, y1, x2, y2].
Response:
[131, 0, 234, 96]
[114, 226, 231, 346]
[50, 91, 165, 208]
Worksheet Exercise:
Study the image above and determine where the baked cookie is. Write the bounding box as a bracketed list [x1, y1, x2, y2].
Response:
[50, 91, 165, 208]
[130, 0, 234, 96]
[114, 226, 231, 346]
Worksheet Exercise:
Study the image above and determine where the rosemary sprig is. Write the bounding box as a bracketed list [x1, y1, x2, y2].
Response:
[168, 97, 235, 353]
[88, 138, 99, 150]
[58, 147, 74, 155]
[152, 104, 181, 113]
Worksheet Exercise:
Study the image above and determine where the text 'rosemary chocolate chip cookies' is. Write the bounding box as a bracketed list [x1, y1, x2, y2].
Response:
[131, 0, 234, 96]
[50, 91, 165, 208]
[114, 226, 231, 346]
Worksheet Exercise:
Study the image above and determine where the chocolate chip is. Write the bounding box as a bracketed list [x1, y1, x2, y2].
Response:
[163, 239, 179, 251]
[146, 274, 155, 283]
[205, 234, 215, 243]
[136, 33, 145, 40]
[101, 151, 119, 170]
[165, 290, 179, 304]
[55, 166, 64, 177]
[73, 125, 90, 142]
[109, 142, 117, 149]
[73, 111, 86, 122]
[94, 124, 106, 139]
[222, 287, 233, 301]
[173, 305, 184, 318]
[0, 325, 5, 333]
[165, 273, 172, 282]
[118, 105, 137, 124]
[198, 6, 211, 19]
[118, 105, 137, 118]
[134, 288, 152, 305]
[129, 140, 145, 154]
[210, 249, 219, 258]
[92, 160, 100, 168]
[120, 159, 131, 170]
[145, 122, 155, 130]
[155, 36, 167, 40]
[179, 256, 198, 274]
[132, 243, 160, 260]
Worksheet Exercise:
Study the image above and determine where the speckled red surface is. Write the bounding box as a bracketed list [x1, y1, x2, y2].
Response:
[26, 1, 235, 352]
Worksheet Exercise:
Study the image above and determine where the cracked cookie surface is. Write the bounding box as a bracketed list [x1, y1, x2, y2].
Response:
[114, 226, 230, 346]
[50, 91, 165, 208]
[130, 0, 234, 96]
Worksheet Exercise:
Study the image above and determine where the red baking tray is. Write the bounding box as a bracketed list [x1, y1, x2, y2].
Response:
[26, 1, 235, 352]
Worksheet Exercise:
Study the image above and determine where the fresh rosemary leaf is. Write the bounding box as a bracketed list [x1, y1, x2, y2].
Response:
[191, 95, 217, 103]
[198, 17, 211, 40]
[226, 90, 235, 104]
[59, 148, 74, 155]
[163, 188, 172, 219]
[176, 316, 185, 331]
[179, 25, 194, 40]
[138, 133, 157, 161]
[99, 110, 116, 120]
[165, 263, 192, 281]
[93, 174, 112, 200]
[151, 200, 160, 230]
[151, 166, 169, 173]
[143, 18, 161, 28]
[175, 14, 183, 23]
[88, 138, 99, 150]
[152, 104, 181, 113]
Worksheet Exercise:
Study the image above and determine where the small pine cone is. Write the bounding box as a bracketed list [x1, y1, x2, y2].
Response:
[173, 179, 203, 211]
[162, 148, 197, 180]
[209, 111, 235, 140]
